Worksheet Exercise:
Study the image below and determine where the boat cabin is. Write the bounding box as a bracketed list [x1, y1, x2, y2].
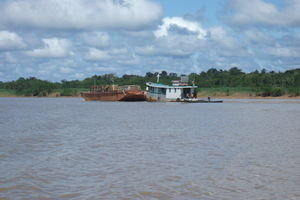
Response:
[146, 76, 197, 101]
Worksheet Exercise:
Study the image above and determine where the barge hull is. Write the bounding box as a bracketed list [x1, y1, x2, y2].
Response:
[81, 91, 145, 101]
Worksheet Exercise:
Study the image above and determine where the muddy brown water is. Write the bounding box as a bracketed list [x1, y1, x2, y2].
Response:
[0, 98, 300, 200]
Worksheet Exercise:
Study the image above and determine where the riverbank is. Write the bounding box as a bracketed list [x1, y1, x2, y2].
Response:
[197, 87, 300, 99]
[1, 93, 300, 99]
[1, 88, 300, 99]
[197, 94, 300, 99]
[0, 88, 85, 98]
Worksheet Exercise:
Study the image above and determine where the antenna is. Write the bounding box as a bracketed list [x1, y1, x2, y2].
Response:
[157, 73, 161, 83]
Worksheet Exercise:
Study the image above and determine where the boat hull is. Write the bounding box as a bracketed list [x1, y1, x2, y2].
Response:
[120, 91, 146, 101]
[183, 98, 223, 103]
[81, 90, 146, 101]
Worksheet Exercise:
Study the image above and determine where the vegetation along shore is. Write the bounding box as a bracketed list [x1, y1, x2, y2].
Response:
[1, 67, 299, 98]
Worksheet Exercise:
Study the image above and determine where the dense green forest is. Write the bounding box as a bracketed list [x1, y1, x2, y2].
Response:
[0, 67, 299, 97]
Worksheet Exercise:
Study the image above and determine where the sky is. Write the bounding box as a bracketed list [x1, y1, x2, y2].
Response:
[0, 0, 300, 81]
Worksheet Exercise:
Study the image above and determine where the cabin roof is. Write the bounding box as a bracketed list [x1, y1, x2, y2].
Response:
[146, 82, 197, 89]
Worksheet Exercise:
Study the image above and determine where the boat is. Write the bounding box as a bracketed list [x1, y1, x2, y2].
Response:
[145, 75, 223, 103]
[145, 75, 198, 102]
[81, 85, 146, 101]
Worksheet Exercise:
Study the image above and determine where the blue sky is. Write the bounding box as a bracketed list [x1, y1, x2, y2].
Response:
[157, 0, 219, 16]
[0, 0, 300, 81]
[156, 0, 223, 24]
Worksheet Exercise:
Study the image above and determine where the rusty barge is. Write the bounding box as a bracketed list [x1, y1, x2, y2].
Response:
[81, 85, 146, 101]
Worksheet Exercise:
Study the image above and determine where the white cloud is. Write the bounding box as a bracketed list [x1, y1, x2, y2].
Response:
[229, 0, 300, 27]
[124, 30, 154, 38]
[85, 48, 111, 61]
[267, 46, 300, 58]
[109, 48, 129, 55]
[0, 0, 162, 30]
[147, 18, 247, 59]
[135, 45, 156, 56]
[85, 47, 131, 62]
[60, 67, 74, 74]
[71, 73, 85, 79]
[209, 26, 227, 41]
[244, 29, 272, 44]
[0, 30, 26, 50]
[208, 26, 241, 50]
[154, 17, 207, 39]
[86, 66, 117, 72]
[136, 34, 206, 57]
[116, 57, 140, 65]
[139, 17, 210, 57]
[26, 38, 71, 58]
[3, 52, 18, 63]
[24, 67, 35, 73]
[80, 32, 110, 48]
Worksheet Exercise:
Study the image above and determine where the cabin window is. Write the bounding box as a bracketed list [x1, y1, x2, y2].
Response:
[169, 88, 171, 93]
[149, 87, 154, 93]
[174, 88, 177, 93]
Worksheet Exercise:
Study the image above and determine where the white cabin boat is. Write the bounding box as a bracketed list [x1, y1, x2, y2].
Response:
[146, 76, 197, 102]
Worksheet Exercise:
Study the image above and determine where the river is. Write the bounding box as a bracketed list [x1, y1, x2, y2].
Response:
[0, 98, 299, 200]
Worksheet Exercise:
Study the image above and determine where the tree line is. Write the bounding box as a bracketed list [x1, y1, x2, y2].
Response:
[0, 67, 299, 97]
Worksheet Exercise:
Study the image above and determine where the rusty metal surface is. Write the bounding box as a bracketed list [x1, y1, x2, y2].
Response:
[81, 90, 146, 101]
[119, 90, 146, 101]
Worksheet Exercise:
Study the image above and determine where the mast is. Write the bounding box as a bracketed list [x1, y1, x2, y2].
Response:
[157, 73, 160, 83]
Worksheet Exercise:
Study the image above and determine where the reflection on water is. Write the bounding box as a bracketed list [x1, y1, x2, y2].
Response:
[0, 98, 300, 200]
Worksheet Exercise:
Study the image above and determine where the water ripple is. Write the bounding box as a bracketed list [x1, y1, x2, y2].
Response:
[0, 98, 300, 199]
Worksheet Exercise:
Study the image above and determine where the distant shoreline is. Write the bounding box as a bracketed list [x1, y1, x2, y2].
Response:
[1, 87, 300, 99]
[197, 95, 300, 99]
[0, 95, 81, 98]
[1, 94, 300, 100]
